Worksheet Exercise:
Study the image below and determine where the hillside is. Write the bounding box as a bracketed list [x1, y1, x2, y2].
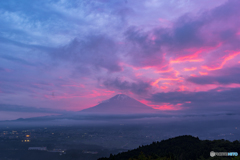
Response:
[98, 135, 240, 160]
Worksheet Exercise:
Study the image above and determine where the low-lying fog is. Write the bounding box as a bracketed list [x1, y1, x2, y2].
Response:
[1, 113, 239, 143]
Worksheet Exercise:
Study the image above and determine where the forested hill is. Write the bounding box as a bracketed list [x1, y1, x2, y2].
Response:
[98, 135, 240, 160]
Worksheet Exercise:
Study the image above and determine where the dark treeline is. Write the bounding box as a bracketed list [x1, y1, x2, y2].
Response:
[98, 135, 240, 160]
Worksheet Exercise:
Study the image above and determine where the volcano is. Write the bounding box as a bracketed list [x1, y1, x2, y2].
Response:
[80, 94, 157, 114]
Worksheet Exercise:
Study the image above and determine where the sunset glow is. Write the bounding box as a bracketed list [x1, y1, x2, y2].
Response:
[1, 0, 240, 114]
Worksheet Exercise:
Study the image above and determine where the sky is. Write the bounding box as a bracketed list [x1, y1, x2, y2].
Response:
[1, 0, 240, 116]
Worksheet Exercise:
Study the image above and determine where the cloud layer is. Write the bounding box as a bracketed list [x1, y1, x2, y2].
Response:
[0, 0, 240, 113]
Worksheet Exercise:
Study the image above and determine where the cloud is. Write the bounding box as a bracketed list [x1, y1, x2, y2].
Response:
[51, 34, 122, 73]
[188, 66, 240, 84]
[148, 87, 240, 111]
[131, 0, 240, 59]
[123, 26, 170, 71]
[103, 78, 151, 95]
[0, 55, 35, 66]
[0, 36, 52, 51]
[121, 0, 240, 71]
[0, 104, 65, 113]
[1, 0, 240, 113]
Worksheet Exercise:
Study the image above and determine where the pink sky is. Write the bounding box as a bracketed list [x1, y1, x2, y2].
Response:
[1, 0, 240, 114]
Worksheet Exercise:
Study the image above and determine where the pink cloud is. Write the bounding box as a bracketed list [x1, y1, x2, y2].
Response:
[202, 52, 240, 71]
[184, 67, 197, 71]
[199, 72, 208, 75]
[152, 103, 183, 110]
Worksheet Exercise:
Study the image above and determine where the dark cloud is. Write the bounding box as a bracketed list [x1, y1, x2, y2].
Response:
[124, 13, 206, 61]
[125, 0, 240, 64]
[103, 78, 151, 95]
[124, 26, 165, 68]
[188, 67, 240, 85]
[0, 104, 65, 113]
[188, 75, 240, 85]
[211, 0, 240, 19]
[148, 88, 240, 111]
[149, 88, 240, 104]
[172, 15, 205, 48]
[122, 8, 208, 68]
[51, 34, 122, 73]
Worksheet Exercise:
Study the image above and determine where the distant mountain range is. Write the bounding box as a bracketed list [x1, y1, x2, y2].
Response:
[0, 94, 158, 123]
[80, 94, 157, 114]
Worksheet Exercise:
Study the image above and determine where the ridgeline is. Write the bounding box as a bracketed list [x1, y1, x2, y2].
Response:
[98, 135, 240, 160]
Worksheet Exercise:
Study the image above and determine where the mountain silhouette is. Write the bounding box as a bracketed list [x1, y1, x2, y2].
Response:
[80, 94, 157, 114]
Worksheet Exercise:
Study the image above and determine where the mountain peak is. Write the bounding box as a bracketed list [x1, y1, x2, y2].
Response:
[111, 94, 130, 100]
[101, 94, 130, 103]
[80, 94, 157, 114]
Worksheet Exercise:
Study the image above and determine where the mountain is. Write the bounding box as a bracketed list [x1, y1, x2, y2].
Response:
[80, 94, 157, 114]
